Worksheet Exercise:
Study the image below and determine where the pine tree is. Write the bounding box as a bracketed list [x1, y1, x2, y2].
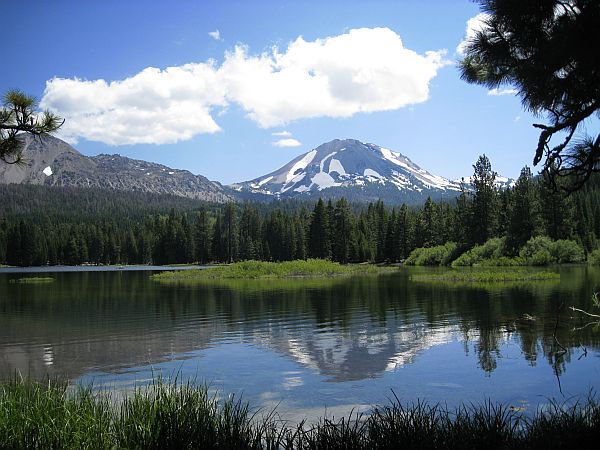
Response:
[470, 155, 498, 245]
[211, 213, 225, 262]
[506, 166, 542, 253]
[539, 171, 575, 240]
[309, 198, 331, 259]
[332, 198, 354, 263]
[223, 202, 238, 263]
[416, 197, 436, 248]
[396, 204, 413, 260]
[194, 207, 212, 263]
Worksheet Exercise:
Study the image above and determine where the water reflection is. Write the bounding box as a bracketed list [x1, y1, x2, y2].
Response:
[0, 267, 599, 390]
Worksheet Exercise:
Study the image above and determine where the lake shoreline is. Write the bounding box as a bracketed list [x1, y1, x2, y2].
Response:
[0, 264, 207, 274]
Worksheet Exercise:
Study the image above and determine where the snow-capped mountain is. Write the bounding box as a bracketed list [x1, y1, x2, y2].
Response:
[231, 139, 464, 204]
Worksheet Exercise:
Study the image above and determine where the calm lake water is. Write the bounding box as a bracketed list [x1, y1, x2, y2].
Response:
[1, 266, 599, 422]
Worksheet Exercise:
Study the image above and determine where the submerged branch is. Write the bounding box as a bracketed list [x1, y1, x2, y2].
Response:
[569, 306, 600, 319]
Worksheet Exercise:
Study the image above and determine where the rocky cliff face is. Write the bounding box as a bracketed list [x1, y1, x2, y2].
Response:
[0, 134, 233, 202]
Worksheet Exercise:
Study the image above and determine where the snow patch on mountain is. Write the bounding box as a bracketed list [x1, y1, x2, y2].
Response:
[286, 150, 317, 184]
[319, 151, 337, 172]
[329, 158, 346, 176]
[364, 168, 383, 179]
[311, 171, 340, 190]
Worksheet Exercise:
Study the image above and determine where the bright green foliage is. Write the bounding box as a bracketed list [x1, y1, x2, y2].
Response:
[0, 379, 113, 449]
[519, 236, 585, 265]
[1, 378, 599, 449]
[411, 269, 560, 283]
[550, 239, 585, 264]
[589, 249, 600, 265]
[519, 236, 553, 266]
[452, 237, 507, 267]
[152, 259, 384, 282]
[405, 242, 460, 266]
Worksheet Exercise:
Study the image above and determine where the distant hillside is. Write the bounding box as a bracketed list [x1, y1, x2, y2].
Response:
[0, 184, 211, 223]
[0, 134, 233, 203]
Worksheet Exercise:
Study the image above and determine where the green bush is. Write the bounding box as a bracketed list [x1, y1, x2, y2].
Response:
[589, 249, 600, 265]
[550, 239, 585, 263]
[405, 242, 459, 266]
[451, 238, 507, 267]
[519, 237, 585, 265]
[519, 236, 553, 265]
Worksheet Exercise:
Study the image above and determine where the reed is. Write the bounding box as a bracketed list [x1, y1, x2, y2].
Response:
[151, 259, 387, 283]
[411, 268, 560, 283]
[0, 378, 598, 449]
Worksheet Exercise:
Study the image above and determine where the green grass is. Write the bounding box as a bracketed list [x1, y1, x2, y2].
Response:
[151, 259, 390, 283]
[411, 268, 560, 283]
[9, 277, 55, 284]
[0, 378, 598, 449]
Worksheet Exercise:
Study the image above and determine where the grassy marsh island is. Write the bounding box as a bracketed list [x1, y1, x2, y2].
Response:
[151, 259, 392, 283]
[0, 378, 598, 449]
[9, 277, 55, 284]
[410, 268, 560, 284]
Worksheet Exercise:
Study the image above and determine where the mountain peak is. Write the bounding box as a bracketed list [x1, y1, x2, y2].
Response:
[231, 138, 462, 204]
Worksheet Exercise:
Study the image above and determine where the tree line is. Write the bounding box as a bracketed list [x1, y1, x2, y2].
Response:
[1, 155, 599, 267]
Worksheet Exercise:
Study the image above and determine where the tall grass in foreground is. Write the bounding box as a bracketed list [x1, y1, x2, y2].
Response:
[1, 379, 599, 449]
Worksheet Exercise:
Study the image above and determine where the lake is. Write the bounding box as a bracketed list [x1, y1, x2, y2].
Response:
[1, 266, 599, 422]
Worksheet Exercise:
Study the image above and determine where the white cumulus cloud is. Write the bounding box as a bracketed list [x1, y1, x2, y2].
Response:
[273, 138, 302, 148]
[457, 13, 491, 56]
[41, 27, 447, 146]
[220, 27, 448, 127]
[208, 30, 221, 41]
[41, 63, 227, 145]
[488, 88, 518, 96]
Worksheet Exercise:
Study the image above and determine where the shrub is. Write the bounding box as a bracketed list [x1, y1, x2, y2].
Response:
[550, 239, 585, 264]
[451, 238, 507, 267]
[519, 236, 554, 265]
[589, 249, 600, 265]
[405, 242, 459, 266]
[519, 237, 585, 265]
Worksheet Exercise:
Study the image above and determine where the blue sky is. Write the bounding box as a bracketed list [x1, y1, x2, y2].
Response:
[3, 0, 543, 184]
